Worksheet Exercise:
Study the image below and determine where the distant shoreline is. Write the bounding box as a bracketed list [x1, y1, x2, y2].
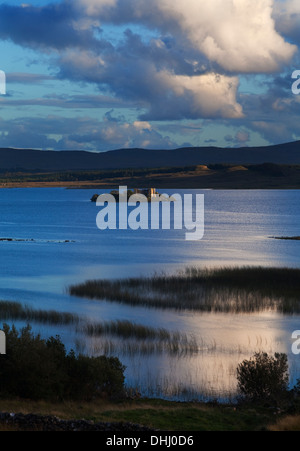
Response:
[0, 163, 300, 189]
[0, 182, 299, 190]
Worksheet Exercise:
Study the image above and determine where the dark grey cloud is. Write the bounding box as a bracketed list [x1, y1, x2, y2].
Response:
[0, 2, 99, 50]
[7, 73, 55, 84]
[274, 1, 300, 46]
[224, 130, 250, 147]
[0, 114, 178, 151]
[0, 92, 134, 109]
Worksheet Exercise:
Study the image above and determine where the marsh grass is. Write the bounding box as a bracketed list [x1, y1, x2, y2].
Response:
[80, 320, 200, 357]
[0, 301, 201, 357]
[0, 300, 80, 325]
[83, 320, 182, 341]
[68, 266, 300, 313]
[86, 337, 199, 357]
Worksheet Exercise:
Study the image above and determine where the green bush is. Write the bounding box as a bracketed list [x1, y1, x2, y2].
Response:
[65, 352, 126, 400]
[236, 352, 289, 402]
[0, 324, 125, 401]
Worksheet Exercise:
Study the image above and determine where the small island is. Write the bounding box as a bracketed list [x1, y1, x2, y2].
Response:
[91, 188, 159, 203]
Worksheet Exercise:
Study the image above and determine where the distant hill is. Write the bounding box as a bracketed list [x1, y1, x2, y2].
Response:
[0, 141, 299, 172]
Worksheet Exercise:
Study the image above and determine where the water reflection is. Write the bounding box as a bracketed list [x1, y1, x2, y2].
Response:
[50, 308, 300, 402]
[0, 188, 299, 401]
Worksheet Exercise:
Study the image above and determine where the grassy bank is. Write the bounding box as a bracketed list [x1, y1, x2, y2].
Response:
[69, 266, 300, 313]
[0, 397, 297, 431]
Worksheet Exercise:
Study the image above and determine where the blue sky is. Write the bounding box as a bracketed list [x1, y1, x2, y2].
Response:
[0, 0, 299, 152]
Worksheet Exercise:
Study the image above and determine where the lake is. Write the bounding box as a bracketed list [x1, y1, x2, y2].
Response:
[0, 188, 299, 401]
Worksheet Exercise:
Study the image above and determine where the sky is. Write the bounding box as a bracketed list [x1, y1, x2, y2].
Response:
[0, 0, 300, 152]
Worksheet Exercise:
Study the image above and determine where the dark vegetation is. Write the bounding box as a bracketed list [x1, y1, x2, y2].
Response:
[0, 324, 125, 401]
[69, 266, 300, 313]
[237, 352, 289, 402]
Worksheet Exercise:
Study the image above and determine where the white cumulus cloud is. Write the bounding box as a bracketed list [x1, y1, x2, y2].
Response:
[76, 0, 297, 73]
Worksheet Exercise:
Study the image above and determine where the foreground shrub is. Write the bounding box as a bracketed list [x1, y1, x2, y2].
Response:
[236, 352, 289, 402]
[0, 324, 125, 401]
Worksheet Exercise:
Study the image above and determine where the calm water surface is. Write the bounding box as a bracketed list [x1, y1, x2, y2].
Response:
[0, 188, 299, 401]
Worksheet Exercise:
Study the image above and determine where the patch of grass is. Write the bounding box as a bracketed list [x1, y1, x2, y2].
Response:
[68, 266, 300, 313]
[0, 397, 277, 431]
[101, 404, 272, 431]
[268, 415, 300, 431]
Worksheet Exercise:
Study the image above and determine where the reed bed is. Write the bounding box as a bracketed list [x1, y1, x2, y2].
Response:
[86, 337, 200, 357]
[80, 320, 201, 356]
[68, 266, 300, 313]
[0, 300, 80, 325]
[0, 301, 202, 357]
[83, 319, 182, 341]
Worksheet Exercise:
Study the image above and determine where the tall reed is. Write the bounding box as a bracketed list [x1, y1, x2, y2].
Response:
[83, 320, 180, 340]
[80, 320, 200, 356]
[68, 266, 300, 313]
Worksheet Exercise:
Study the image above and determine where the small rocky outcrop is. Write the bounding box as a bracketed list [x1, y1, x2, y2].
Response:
[0, 412, 157, 431]
[91, 194, 99, 202]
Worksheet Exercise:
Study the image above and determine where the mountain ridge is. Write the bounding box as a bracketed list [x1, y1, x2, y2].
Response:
[0, 140, 299, 172]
